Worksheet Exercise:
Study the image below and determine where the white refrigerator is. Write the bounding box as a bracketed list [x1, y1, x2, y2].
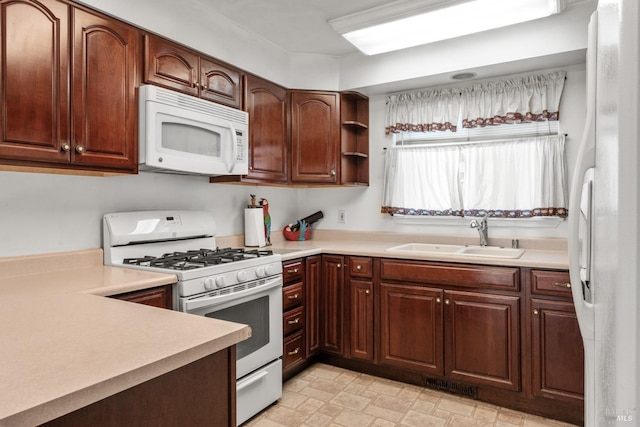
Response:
[568, 0, 639, 426]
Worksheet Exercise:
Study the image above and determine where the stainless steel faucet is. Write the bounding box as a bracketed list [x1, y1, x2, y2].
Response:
[469, 213, 489, 246]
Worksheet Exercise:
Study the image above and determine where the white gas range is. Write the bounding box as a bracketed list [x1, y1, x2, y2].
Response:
[103, 210, 282, 426]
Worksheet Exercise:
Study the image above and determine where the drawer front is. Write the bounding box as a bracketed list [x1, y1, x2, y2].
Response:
[283, 282, 304, 310]
[349, 256, 373, 278]
[283, 331, 305, 369]
[283, 259, 304, 284]
[380, 259, 519, 291]
[283, 306, 304, 336]
[531, 269, 572, 297]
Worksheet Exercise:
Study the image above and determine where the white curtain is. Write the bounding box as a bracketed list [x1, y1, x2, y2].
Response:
[462, 135, 567, 217]
[460, 71, 566, 128]
[381, 145, 463, 216]
[381, 135, 567, 218]
[385, 88, 460, 134]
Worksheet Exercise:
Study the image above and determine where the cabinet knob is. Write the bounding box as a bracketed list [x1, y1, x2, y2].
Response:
[444, 299, 450, 305]
[287, 293, 299, 300]
[554, 282, 571, 288]
[331, 169, 336, 176]
[365, 289, 370, 295]
[337, 264, 341, 268]
[533, 309, 540, 315]
[356, 265, 362, 271]
[61, 143, 70, 152]
[436, 297, 442, 304]
[194, 82, 200, 88]
[75, 145, 84, 154]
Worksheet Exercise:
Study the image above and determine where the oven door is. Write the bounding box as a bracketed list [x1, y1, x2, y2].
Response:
[181, 275, 282, 378]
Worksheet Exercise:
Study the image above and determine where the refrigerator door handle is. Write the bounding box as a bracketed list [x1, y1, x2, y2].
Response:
[568, 11, 597, 342]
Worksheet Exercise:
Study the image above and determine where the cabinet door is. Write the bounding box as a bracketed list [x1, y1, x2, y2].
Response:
[144, 34, 199, 96]
[379, 283, 444, 376]
[305, 255, 321, 357]
[244, 74, 288, 182]
[321, 255, 344, 355]
[531, 298, 584, 403]
[290, 91, 339, 183]
[72, 9, 138, 171]
[444, 290, 520, 390]
[200, 58, 241, 108]
[347, 279, 374, 361]
[0, 0, 70, 163]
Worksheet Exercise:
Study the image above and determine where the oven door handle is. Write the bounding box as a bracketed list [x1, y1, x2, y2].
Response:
[182, 276, 282, 312]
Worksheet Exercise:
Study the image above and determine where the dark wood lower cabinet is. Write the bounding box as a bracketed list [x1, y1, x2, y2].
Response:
[110, 285, 173, 309]
[379, 282, 443, 375]
[531, 298, 584, 403]
[292, 256, 583, 426]
[347, 279, 374, 361]
[41, 347, 236, 427]
[444, 290, 520, 391]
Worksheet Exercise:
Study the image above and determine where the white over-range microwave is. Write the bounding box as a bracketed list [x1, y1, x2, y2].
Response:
[138, 84, 248, 175]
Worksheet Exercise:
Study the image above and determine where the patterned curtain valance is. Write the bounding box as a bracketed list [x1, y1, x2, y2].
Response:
[461, 71, 566, 128]
[385, 88, 460, 134]
[384, 71, 566, 135]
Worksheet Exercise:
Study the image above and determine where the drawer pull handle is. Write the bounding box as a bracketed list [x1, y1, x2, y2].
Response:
[287, 293, 299, 300]
[553, 282, 571, 288]
[287, 318, 300, 325]
[287, 347, 300, 356]
[287, 268, 299, 274]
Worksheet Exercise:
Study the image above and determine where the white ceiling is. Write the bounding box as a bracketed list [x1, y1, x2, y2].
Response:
[194, 0, 588, 57]
[193, 0, 426, 56]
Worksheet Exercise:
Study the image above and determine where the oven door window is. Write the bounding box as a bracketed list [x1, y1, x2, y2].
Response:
[205, 295, 269, 360]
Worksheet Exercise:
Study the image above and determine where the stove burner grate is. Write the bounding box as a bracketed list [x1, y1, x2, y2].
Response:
[123, 247, 274, 270]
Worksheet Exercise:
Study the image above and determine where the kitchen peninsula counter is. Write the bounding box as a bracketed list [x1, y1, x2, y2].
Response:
[0, 249, 250, 427]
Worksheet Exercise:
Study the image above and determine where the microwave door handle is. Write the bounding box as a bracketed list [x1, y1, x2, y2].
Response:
[228, 122, 238, 173]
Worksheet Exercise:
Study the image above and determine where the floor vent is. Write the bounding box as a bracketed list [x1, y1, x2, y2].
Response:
[422, 377, 478, 399]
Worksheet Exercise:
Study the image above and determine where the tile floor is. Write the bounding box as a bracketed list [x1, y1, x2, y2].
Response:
[243, 363, 580, 427]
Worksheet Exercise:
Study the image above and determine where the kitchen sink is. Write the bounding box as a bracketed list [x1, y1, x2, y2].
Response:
[457, 246, 525, 259]
[385, 243, 525, 259]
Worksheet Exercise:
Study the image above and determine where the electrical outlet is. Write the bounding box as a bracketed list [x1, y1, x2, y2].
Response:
[338, 209, 346, 224]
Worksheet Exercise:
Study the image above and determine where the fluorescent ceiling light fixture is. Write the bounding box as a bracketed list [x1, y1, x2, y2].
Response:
[329, 0, 566, 55]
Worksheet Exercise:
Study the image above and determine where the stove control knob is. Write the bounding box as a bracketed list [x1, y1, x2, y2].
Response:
[237, 271, 248, 282]
[256, 266, 266, 278]
[204, 277, 217, 290]
[265, 265, 275, 276]
[215, 276, 226, 288]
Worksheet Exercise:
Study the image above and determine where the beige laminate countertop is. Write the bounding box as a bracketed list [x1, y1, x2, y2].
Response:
[222, 230, 569, 270]
[0, 249, 250, 427]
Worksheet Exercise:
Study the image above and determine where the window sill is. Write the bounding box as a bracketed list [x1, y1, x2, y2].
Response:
[391, 215, 565, 229]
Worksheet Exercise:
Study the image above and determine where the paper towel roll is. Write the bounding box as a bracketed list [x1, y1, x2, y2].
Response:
[244, 208, 266, 247]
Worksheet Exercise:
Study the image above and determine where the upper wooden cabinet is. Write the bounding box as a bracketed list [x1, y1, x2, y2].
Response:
[143, 34, 242, 109]
[0, 0, 69, 165]
[244, 74, 288, 182]
[0, 0, 138, 173]
[290, 90, 340, 184]
[71, 8, 138, 171]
